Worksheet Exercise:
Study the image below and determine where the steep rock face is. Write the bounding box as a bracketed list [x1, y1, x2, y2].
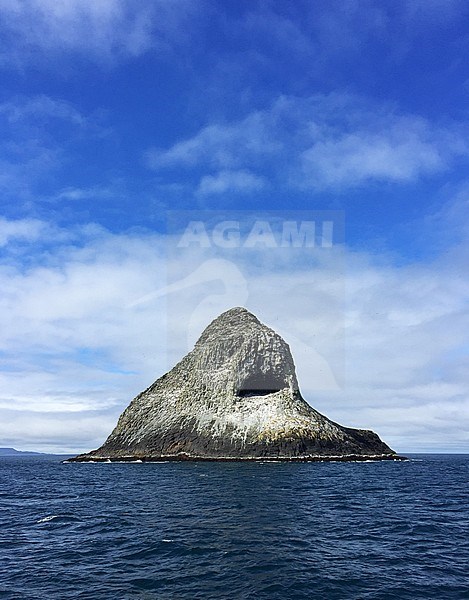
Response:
[75, 307, 397, 460]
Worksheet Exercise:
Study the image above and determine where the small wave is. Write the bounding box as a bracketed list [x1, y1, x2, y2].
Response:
[36, 514, 80, 524]
[37, 515, 59, 523]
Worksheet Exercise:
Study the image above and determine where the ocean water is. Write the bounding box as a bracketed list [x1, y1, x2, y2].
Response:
[0, 455, 468, 600]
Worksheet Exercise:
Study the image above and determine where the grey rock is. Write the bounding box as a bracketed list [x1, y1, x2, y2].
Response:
[72, 307, 402, 462]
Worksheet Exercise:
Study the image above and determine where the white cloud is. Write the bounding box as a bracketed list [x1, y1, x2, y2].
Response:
[0, 205, 468, 453]
[0, 222, 170, 449]
[298, 120, 447, 189]
[197, 170, 267, 196]
[0, 217, 48, 246]
[146, 94, 469, 192]
[49, 186, 114, 202]
[145, 112, 280, 171]
[0, 0, 200, 66]
[0, 94, 87, 126]
[0, 409, 117, 454]
[1, 0, 463, 71]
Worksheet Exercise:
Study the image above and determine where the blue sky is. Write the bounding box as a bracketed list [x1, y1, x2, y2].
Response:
[0, 0, 468, 453]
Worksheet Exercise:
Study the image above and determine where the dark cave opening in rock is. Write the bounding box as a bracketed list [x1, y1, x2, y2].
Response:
[237, 372, 286, 397]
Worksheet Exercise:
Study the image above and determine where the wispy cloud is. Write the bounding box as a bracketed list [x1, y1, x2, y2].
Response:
[0, 94, 107, 201]
[146, 94, 469, 192]
[190, 0, 468, 112]
[0, 0, 201, 67]
[47, 185, 115, 203]
[145, 112, 280, 171]
[197, 170, 267, 196]
[0, 94, 87, 126]
[244, 0, 466, 60]
[1, 0, 464, 72]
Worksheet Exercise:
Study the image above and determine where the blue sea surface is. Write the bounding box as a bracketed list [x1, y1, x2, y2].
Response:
[0, 455, 468, 599]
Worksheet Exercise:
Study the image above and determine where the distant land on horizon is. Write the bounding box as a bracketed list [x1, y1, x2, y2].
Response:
[0, 447, 77, 456]
[0, 447, 45, 455]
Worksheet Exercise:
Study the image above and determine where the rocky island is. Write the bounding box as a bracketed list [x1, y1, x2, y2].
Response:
[70, 307, 405, 462]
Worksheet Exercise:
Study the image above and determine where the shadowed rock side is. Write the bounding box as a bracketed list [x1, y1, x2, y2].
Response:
[72, 308, 403, 462]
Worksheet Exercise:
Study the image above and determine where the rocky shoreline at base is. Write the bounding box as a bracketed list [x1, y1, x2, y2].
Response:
[65, 453, 408, 463]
